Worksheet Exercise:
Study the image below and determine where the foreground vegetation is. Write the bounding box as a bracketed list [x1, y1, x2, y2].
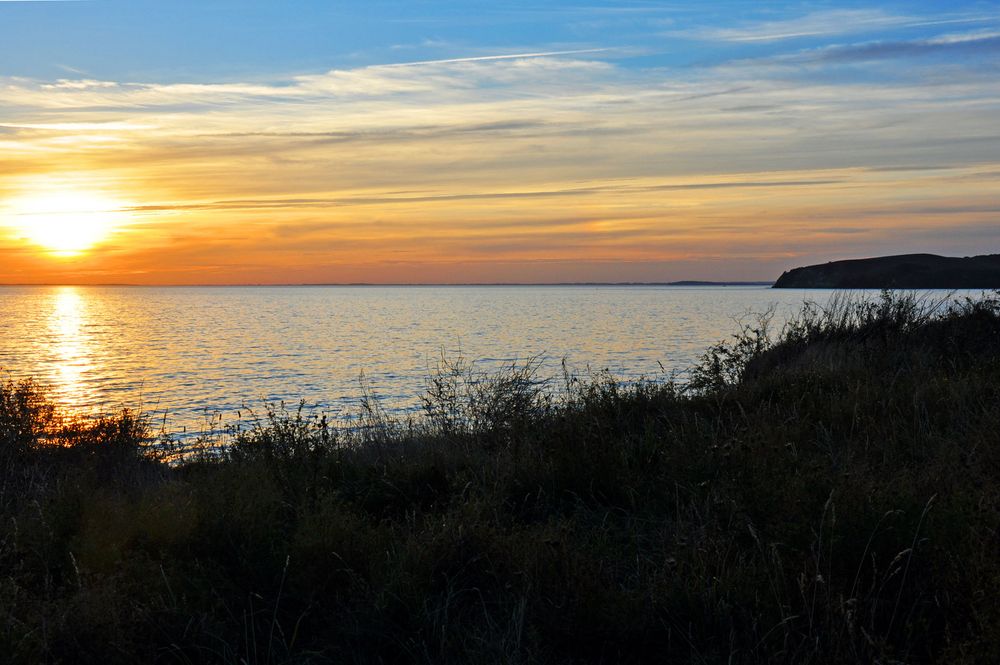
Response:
[3, 292, 1000, 664]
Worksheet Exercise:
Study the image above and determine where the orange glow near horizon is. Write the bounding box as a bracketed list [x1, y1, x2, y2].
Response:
[0, 164, 997, 285]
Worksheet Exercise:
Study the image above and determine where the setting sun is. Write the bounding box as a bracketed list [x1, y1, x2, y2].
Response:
[6, 188, 128, 257]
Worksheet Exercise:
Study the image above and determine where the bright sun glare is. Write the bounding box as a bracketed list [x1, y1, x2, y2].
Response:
[8, 188, 127, 256]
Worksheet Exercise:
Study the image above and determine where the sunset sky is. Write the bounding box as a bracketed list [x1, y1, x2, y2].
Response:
[1, 0, 998, 284]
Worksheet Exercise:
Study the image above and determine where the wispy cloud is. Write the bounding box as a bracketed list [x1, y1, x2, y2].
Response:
[797, 31, 1000, 64]
[378, 48, 616, 67]
[685, 9, 996, 43]
[123, 177, 847, 213]
[1, 36, 998, 282]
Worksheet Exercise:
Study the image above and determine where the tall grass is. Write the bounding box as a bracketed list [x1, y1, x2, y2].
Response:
[2, 291, 1000, 663]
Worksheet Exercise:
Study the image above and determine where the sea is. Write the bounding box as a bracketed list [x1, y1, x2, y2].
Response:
[0, 285, 974, 438]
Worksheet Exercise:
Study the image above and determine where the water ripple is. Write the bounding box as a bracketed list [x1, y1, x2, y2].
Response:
[0, 285, 942, 437]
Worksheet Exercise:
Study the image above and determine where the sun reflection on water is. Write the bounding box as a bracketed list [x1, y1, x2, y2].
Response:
[49, 287, 98, 410]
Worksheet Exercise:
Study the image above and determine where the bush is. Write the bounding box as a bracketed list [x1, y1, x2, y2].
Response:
[2, 292, 1000, 663]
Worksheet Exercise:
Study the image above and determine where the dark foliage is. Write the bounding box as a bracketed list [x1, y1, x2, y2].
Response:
[3, 292, 1000, 663]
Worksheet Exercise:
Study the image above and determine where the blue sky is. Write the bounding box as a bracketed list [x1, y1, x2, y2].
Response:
[4, 1, 998, 81]
[1, 1, 999, 283]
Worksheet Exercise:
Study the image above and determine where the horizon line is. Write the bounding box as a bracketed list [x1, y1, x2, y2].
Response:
[0, 280, 777, 288]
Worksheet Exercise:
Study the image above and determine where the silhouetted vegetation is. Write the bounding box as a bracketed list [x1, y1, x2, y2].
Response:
[3, 292, 1000, 663]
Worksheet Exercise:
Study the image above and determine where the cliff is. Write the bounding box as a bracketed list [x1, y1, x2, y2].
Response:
[774, 253, 1000, 289]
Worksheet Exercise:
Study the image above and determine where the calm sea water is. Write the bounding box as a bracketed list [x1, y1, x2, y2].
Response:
[0, 285, 962, 436]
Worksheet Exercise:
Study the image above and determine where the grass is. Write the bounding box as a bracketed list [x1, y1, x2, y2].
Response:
[2, 291, 1000, 663]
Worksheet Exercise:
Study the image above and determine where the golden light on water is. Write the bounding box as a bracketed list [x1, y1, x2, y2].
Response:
[6, 185, 129, 257]
[49, 286, 97, 407]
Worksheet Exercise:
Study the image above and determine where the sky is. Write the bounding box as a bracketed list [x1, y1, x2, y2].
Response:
[0, 0, 998, 284]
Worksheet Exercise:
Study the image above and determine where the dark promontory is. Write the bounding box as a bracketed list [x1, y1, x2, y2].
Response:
[774, 253, 1000, 289]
